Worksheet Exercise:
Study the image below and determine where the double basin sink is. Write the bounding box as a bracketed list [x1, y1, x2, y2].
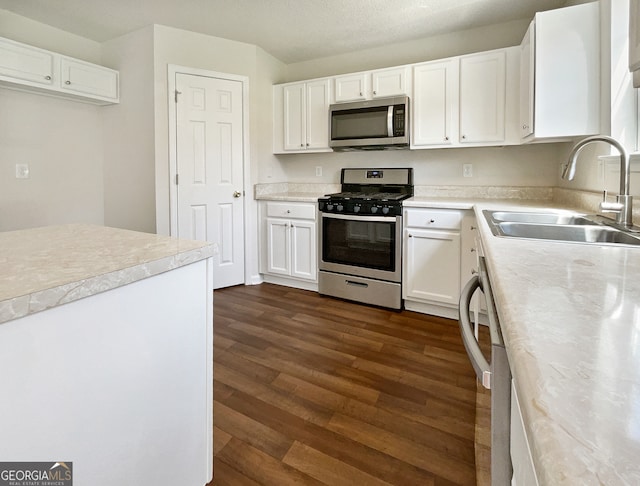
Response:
[484, 210, 640, 247]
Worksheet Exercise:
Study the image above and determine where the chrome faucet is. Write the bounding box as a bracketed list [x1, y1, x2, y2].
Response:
[562, 135, 633, 228]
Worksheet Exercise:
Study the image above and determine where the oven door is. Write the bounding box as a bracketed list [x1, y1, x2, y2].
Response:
[319, 212, 402, 282]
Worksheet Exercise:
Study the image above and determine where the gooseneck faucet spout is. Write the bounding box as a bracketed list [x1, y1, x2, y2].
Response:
[562, 135, 633, 228]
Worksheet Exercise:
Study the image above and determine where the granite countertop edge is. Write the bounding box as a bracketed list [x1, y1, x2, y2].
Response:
[0, 224, 215, 325]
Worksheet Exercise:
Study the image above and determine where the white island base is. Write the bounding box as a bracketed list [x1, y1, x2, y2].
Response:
[0, 254, 213, 485]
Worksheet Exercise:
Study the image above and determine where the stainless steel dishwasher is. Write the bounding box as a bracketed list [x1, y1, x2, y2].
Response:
[459, 255, 512, 486]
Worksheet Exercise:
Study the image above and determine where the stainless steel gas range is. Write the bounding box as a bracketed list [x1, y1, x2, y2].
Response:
[318, 168, 413, 309]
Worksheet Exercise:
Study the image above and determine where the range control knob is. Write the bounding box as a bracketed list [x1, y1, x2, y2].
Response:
[327, 204, 334, 211]
[353, 205, 361, 213]
[371, 206, 379, 214]
[337, 204, 344, 212]
[382, 207, 390, 215]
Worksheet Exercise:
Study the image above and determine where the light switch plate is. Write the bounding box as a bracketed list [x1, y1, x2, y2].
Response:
[15, 163, 30, 179]
[463, 164, 473, 178]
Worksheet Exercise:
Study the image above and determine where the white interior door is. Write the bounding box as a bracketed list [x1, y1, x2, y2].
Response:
[175, 72, 244, 289]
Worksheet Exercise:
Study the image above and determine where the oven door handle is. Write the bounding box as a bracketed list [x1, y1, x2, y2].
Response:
[321, 212, 396, 223]
[458, 275, 492, 389]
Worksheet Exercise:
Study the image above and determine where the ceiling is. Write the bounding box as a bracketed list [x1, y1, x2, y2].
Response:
[0, 0, 570, 64]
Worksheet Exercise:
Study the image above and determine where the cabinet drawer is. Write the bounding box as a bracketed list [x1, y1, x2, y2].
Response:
[405, 208, 463, 230]
[266, 202, 316, 220]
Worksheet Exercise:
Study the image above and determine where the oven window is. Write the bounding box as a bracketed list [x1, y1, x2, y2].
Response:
[322, 217, 395, 271]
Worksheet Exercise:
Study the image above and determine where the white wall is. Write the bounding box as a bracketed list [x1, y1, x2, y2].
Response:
[102, 26, 156, 233]
[275, 144, 564, 188]
[286, 19, 531, 81]
[0, 10, 105, 231]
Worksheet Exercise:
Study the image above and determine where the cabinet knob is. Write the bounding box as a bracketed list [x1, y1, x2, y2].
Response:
[65, 80, 71, 85]
[300, 143, 304, 147]
[428, 219, 435, 224]
[471, 269, 479, 275]
[359, 92, 363, 96]
[286, 210, 291, 213]
[471, 248, 476, 253]
[470, 225, 477, 230]
[373, 90, 377, 95]
[522, 124, 529, 130]
[306, 143, 309, 147]
[461, 135, 466, 140]
[444, 136, 449, 141]
[45, 75, 52, 80]
[408, 234, 413, 238]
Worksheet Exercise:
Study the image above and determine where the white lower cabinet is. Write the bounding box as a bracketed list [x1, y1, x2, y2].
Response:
[511, 381, 540, 486]
[403, 207, 470, 318]
[260, 201, 317, 289]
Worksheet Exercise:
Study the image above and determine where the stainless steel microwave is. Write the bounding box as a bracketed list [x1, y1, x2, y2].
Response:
[329, 96, 410, 151]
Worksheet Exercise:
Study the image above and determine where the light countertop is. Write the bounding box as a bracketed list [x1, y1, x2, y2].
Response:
[0, 224, 214, 324]
[475, 203, 640, 485]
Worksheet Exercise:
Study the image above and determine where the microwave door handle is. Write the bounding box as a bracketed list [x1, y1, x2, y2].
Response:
[387, 105, 394, 137]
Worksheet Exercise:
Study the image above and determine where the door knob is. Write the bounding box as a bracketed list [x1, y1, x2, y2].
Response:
[233, 191, 242, 198]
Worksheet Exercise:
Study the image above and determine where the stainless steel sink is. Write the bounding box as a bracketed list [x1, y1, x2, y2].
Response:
[483, 210, 640, 246]
[495, 222, 640, 245]
[489, 211, 594, 225]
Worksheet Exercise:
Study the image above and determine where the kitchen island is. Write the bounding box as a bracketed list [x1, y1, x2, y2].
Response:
[475, 205, 640, 485]
[0, 224, 214, 486]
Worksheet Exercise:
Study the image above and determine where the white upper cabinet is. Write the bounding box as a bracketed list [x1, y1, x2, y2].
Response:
[629, 0, 640, 86]
[0, 36, 119, 105]
[412, 47, 519, 149]
[60, 57, 119, 101]
[0, 38, 54, 86]
[412, 58, 458, 147]
[459, 50, 507, 144]
[334, 67, 409, 102]
[274, 78, 331, 153]
[520, 2, 600, 141]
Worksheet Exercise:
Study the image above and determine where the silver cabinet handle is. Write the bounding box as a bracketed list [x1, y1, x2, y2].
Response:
[233, 191, 242, 198]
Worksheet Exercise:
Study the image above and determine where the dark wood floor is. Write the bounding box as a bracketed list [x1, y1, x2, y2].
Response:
[209, 283, 478, 486]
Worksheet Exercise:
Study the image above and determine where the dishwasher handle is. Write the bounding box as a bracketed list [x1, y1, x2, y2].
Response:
[458, 275, 492, 389]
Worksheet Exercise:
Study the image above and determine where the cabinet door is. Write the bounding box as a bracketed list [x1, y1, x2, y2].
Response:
[290, 220, 317, 281]
[60, 57, 118, 101]
[283, 83, 306, 150]
[404, 228, 461, 305]
[334, 73, 367, 102]
[0, 37, 54, 86]
[412, 59, 457, 146]
[266, 218, 291, 275]
[306, 79, 330, 150]
[629, 0, 640, 72]
[519, 23, 535, 139]
[459, 50, 506, 143]
[371, 67, 408, 98]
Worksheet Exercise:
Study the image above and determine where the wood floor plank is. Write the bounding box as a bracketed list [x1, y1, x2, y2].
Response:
[282, 441, 398, 486]
[214, 400, 294, 460]
[326, 412, 475, 484]
[209, 284, 479, 486]
[216, 437, 325, 486]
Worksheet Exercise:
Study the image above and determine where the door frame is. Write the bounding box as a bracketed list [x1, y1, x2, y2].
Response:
[167, 64, 251, 284]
